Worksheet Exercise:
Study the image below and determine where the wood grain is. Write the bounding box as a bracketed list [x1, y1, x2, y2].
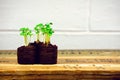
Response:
[0, 50, 120, 80]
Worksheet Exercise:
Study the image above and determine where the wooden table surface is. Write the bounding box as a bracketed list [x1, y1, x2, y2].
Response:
[0, 50, 120, 80]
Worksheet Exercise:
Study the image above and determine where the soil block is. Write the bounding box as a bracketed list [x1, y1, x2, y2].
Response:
[17, 45, 36, 64]
[38, 44, 58, 64]
[29, 41, 43, 64]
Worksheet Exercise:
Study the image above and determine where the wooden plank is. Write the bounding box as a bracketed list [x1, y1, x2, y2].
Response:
[0, 50, 120, 79]
[1, 50, 120, 57]
[0, 64, 120, 79]
[1, 57, 120, 64]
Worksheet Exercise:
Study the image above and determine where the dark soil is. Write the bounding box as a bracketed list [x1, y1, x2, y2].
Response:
[38, 43, 58, 64]
[17, 45, 36, 64]
[17, 41, 58, 64]
[29, 41, 42, 64]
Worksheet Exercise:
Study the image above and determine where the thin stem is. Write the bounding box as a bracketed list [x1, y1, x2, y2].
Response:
[45, 34, 50, 46]
[24, 36, 28, 46]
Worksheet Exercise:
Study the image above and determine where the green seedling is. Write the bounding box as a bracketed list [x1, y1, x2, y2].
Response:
[42, 22, 54, 46]
[34, 23, 44, 43]
[20, 27, 32, 46]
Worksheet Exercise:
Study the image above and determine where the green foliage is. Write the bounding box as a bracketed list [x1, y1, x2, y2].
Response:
[20, 27, 32, 37]
[34, 23, 44, 42]
[41, 22, 54, 45]
[43, 22, 54, 36]
[20, 27, 32, 46]
[19, 22, 54, 46]
[34, 23, 44, 34]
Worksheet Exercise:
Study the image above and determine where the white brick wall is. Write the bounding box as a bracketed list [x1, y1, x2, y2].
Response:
[0, 0, 120, 50]
[91, 0, 120, 31]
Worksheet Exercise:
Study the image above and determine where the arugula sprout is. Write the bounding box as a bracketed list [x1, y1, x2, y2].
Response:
[20, 22, 54, 46]
[20, 27, 32, 46]
[34, 23, 44, 43]
[42, 22, 54, 46]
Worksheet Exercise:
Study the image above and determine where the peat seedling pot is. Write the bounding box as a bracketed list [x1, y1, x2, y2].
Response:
[38, 44, 58, 64]
[29, 41, 43, 64]
[17, 45, 36, 64]
[17, 23, 58, 64]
